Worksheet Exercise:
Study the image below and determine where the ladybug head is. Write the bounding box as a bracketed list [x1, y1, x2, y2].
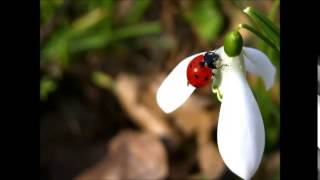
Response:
[204, 52, 219, 69]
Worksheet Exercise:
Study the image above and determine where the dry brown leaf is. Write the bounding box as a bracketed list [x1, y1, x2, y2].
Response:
[197, 142, 225, 179]
[169, 89, 224, 178]
[114, 74, 178, 144]
[76, 130, 168, 180]
[171, 95, 218, 138]
[264, 151, 280, 179]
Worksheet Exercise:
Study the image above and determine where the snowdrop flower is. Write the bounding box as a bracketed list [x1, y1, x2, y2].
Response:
[317, 94, 320, 149]
[317, 64, 320, 149]
[156, 31, 276, 179]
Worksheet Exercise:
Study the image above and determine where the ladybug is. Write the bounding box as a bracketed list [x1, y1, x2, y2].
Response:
[186, 51, 220, 88]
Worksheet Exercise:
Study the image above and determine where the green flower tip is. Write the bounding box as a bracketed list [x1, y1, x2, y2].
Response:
[223, 30, 243, 57]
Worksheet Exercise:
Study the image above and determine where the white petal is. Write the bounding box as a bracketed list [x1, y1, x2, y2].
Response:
[243, 47, 276, 90]
[318, 64, 320, 81]
[217, 51, 265, 179]
[318, 95, 320, 148]
[318, 65, 320, 148]
[156, 52, 203, 113]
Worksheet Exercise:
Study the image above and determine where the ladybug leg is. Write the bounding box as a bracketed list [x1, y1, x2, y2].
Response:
[216, 64, 228, 70]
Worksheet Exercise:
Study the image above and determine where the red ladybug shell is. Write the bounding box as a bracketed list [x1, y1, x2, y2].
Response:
[186, 54, 213, 88]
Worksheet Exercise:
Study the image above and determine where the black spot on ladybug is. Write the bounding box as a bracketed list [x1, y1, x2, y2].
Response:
[189, 64, 192, 68]
[204, 76, 209, 81]
[199, 61, 205, 67]
[194, 74, 199, 79]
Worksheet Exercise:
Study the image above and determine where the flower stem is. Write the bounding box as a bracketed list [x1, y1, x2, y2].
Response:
[268, 0, 280, 22]
[238, 23, 280, 54]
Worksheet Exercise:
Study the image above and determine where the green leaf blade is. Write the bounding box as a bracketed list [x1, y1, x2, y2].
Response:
[239, 23, 279, 54]
[184, 0, 224, 42]
[243, 7, 280, 47]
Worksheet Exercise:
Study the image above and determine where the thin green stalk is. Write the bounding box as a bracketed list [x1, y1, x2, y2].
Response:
[244, 7, 280, 38]
[268, 0, 280, 22]
[238, 23, 280, 54]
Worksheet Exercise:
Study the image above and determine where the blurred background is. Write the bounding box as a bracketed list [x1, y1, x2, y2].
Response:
[40, 0, 280, 179]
